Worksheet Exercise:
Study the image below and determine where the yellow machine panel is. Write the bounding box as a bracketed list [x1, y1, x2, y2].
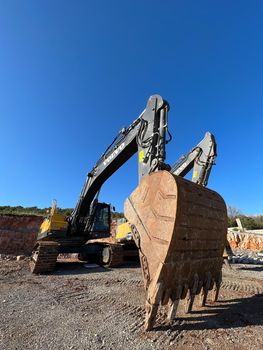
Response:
[116, 222, 132, 242]
[39, 200, 68, 238]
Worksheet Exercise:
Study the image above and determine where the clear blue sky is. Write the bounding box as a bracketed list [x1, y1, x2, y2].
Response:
[0, 0, 262, 214]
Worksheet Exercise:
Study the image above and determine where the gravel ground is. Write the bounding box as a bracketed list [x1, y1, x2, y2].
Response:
[0, 258, 262, 350]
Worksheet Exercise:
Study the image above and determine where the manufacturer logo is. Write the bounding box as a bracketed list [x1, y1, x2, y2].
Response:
[103, 142, 125, 166]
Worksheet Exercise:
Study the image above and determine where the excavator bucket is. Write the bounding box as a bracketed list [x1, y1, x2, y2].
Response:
[124, 170, 227, 330]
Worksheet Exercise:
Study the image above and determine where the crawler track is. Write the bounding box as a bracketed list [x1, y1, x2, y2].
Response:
[30, 241, 59, 274]
[103, 243, 124, 267]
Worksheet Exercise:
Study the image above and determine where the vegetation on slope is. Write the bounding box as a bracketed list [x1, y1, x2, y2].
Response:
[1, 205, 262, 229]
[227, 205, 263, 230]
[0, 206, 124, 219]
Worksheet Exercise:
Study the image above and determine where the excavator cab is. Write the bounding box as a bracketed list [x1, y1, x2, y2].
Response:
[89, 202, 111, 238]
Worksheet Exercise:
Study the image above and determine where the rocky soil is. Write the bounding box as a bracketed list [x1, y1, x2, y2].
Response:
[0, 258, 262, 350]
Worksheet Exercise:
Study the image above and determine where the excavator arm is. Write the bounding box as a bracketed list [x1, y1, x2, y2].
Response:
[34, 94, 171, 242]
[70, 95, 171, 235]
[171, 132, 216, 186]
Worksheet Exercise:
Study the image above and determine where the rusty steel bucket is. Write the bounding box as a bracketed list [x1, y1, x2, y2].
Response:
[124, 170, 227, 330]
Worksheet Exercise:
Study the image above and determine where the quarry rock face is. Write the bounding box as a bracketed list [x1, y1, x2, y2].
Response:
[1, 214, 263, 257]
[0, 215, 43, 255]
[228, 231, 263, 251]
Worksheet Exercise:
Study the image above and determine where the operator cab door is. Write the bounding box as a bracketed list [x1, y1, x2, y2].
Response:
[89, 202, 111, 238]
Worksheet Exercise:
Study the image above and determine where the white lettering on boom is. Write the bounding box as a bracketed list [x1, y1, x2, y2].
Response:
[103, 142, 125, 166]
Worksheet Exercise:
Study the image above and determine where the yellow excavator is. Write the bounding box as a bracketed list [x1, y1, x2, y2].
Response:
[30, 95, 227, 330]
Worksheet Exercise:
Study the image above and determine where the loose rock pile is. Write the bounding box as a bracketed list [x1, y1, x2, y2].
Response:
[228, 230, 263, 251]
[0, 254, 27, 261]
[230, 250, 263, 264]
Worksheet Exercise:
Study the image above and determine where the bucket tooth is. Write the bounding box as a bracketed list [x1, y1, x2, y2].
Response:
[185, 274, 199, 313]
[170, 284, 183, 303]
[162, 288, 171, 306]
[124, 170, 227, 330]
[211, 271, 222, 302]
[144, 301, 158, 331]
[186, 294, 196, 313]
[192, 274, 200, 293]
[197, 280, 203, 295]
[185, 290, 193, 313]
[181, 284, 189, 300]
[144, 268, 165, 330]
[168, 285, 183, 321]
[210, 284, 217, 303]
[200, 272, 212, 307]
[212, 283, 221, 303]
[200, 287, 208, 307]
[167, 298, 179, 321]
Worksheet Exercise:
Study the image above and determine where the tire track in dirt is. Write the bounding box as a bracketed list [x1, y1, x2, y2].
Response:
[94, 294, 181, 346]
[221, 280, 263, 295]
[45, 273, 263, 348]
[81, 276, 143, 287]
[48, 277, 150, 337]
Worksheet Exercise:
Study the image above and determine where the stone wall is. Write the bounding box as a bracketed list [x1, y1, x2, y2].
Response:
[0, 215, 43, 256]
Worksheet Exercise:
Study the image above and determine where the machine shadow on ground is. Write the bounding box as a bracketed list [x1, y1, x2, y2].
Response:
[154, 294, 263, 332]
[53, 262, 107, 275]
[53, 260, 140, 275]
[237, 265, 263, 272]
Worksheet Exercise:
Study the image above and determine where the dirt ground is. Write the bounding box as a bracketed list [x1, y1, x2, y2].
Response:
[0, 258, 262, 350]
